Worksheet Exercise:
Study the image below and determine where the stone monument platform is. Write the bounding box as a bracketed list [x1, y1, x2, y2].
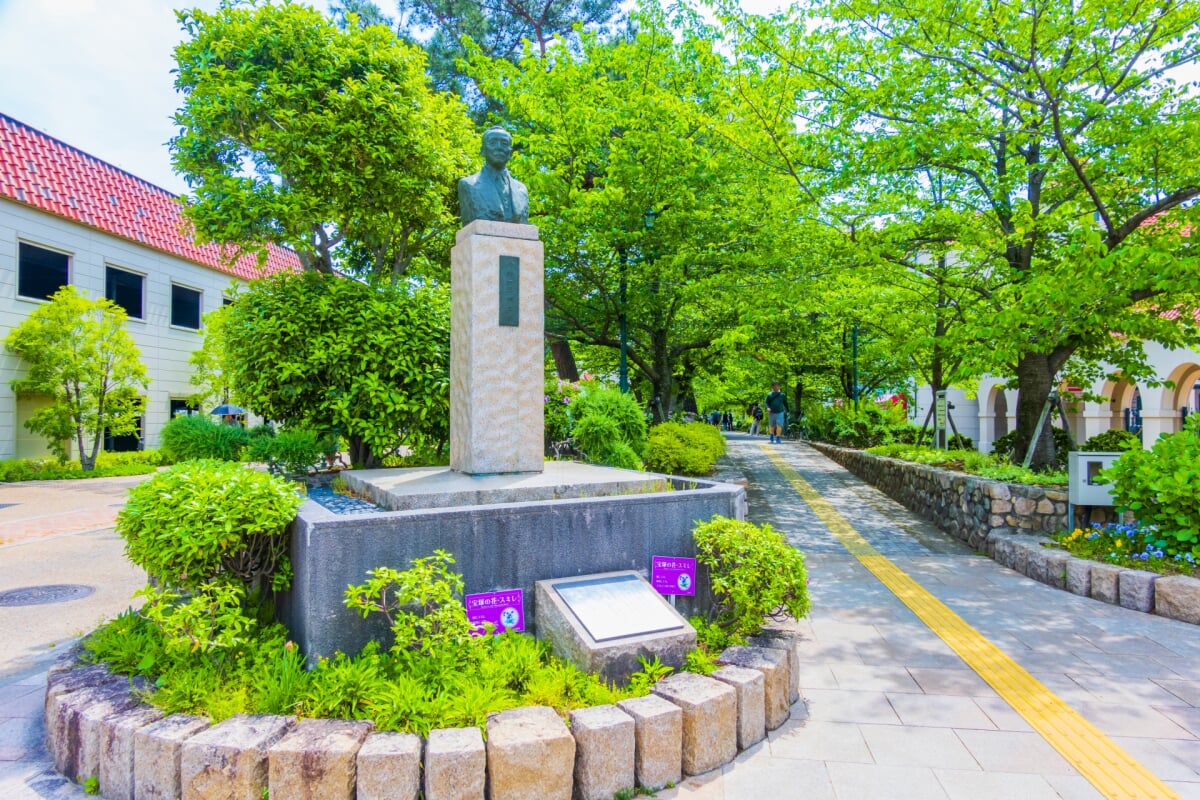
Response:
[279, 468, 745, 665]
[343, 461, 668, 511]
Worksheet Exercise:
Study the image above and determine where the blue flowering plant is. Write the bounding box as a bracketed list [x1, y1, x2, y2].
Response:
[1053, 521, 1198, 576]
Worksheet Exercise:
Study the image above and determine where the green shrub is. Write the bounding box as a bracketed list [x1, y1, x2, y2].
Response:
[806, 402, 911, 448]
[693, 516, 809, 637]
[645, 421, 727, 476]
[160, 414, 249, 462]
[947, 433, 975, 451]
[569, 384, 648, 469]
[1081, 429, 1142, 452]
[247, 428, 336, 478]
[1103, 416, 1200, 560]
[117, 460, 303, 655]
[991, 426, 1074, 461]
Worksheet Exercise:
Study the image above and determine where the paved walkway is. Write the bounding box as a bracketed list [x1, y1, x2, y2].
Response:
[3, 437, 1200, 798]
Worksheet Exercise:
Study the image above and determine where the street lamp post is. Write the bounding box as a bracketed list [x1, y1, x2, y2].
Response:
[851, 321, 859, 410]
[619, 252, 629, 393]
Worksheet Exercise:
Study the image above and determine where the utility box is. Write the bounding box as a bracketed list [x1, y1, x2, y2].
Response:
[1068, 452, 1122, 507]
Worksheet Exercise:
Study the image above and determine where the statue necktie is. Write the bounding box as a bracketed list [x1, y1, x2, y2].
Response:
[500, 173, 514, 220]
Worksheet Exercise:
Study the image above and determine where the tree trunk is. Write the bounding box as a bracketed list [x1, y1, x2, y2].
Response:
[549, 339, 579, 381]
[347, 435, 380, 469]
[78, 429, 97, 471]
[1013, 353, 1057, 470]
[650, 331, 674, 422]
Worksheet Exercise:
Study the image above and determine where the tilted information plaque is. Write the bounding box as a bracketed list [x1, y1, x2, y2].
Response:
[551, 573, 686, 642]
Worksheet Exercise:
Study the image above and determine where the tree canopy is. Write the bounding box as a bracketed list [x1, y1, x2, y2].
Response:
[221, 272, 450, 467]
[723, 0, 1200, 465]
[171, 0, 476, 283]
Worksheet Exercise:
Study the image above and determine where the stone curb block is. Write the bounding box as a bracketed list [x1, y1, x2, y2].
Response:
[652, 672, 737, 776]
[486, 706, 575, 800]
[180, 714, 293, 800]
[616, 694, 682, 791]
[1090, 563, 1122, 605]
[1118, 568, 1157, 612]
[747, 623, 800, 705]
[357, 731, 422, 800]
[569, 704, 635, 800]
[711, 665, 766, 750]
[714, 645, 790, 730]
[133, 714, 211, 800]
[269, 718, 374, 800]
[98, 705, 163, 800]
[1064, 558, 1092, 597]
[78, 684, 143, 784]
[1155, 576, 1200, 624]
[425, 726, 486, 800]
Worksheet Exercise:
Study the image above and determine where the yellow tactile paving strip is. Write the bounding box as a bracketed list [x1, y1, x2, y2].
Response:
[762, 445, 1181, 800]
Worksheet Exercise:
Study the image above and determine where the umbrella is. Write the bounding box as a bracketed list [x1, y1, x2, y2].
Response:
[210, 404, 248, 416]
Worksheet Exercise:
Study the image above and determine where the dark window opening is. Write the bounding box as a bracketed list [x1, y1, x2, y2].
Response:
[104, 417, 142, 453]
[18, 242, 69, 300]
[169, 399, 197, 418]
[105, 266, 144, 319]
[171, 284, 202, 329]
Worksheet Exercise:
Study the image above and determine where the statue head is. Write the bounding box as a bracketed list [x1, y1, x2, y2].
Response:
[481, 127, 513, 170]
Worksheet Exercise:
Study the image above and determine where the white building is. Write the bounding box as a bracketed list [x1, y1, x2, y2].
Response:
[916, 338, 1200, 454]
[0, 113, 298, 461]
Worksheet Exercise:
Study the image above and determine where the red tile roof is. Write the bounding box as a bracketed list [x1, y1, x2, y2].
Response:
[0, 113, 299, 279]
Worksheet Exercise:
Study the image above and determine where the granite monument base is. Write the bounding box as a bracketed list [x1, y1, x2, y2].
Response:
[278, 467, 745, 665]
[450, 220, 544, 474]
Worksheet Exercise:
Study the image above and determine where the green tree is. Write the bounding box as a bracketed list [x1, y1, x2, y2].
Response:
[222, 272, 450, 467]
[469, 14, 803, 418]
[728, 0, 1200, 467]
[171, 1, 476, 283]
[187, 303, 234, 411]
[4, 287, 148, 471]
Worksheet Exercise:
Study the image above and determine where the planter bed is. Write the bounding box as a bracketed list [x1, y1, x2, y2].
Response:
[44, 623, 801, 800]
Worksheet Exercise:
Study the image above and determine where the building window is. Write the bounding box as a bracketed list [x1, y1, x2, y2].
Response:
[105, 266, 144, 319]
[104, 417, 142, 453]
[169, 399, 197, 418]
[171, 284, 202, 329]
[17, 242, 70, 301]
[223, 297, 234, 307]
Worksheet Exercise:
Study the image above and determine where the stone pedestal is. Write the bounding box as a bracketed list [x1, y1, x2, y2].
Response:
[450, 220, 544, 474]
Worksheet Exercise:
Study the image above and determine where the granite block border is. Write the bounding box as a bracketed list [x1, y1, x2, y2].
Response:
[812, 443, 1200, 626]
[44, 635, 800, 799]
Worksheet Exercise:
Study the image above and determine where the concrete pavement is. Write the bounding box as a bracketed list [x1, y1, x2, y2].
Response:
[3, 438, 1200, 798]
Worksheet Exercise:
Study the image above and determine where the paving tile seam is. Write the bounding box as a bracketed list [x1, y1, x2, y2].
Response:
[758, 443, 1182, 800]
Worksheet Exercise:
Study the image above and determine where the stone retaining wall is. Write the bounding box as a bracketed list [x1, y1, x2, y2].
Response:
[811, 443, 1200, 626]
[45, 622, 801, 800]
[811, 443, 1120, 550]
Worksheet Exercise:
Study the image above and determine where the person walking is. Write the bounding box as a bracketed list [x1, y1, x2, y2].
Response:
[765, 382, 790, 444]
[747, 402, 763, 436]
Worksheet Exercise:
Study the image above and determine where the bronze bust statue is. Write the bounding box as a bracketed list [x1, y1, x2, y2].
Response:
[458, 127, 529, 226]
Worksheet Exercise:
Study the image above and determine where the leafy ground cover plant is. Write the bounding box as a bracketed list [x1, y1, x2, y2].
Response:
[85, 548, 661, 735]
[693, 516, 810, 637]
[805, 401, 912, 448]
[0, 450, 164, 482]
[1051, 522, 1198, 577]
[991, 427, 1074, 462]
[246, 428, 339, 479]
[645, 421, 727, 476]
[865, 444, 1068, 486]
[1102, 417, 1200, 561]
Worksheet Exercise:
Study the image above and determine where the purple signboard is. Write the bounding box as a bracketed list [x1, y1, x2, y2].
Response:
[651, 555, 696, 596]
[465, 589, 525, 635]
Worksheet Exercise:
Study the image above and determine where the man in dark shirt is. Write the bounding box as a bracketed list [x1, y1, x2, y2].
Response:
[765, 382, 790, 444]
